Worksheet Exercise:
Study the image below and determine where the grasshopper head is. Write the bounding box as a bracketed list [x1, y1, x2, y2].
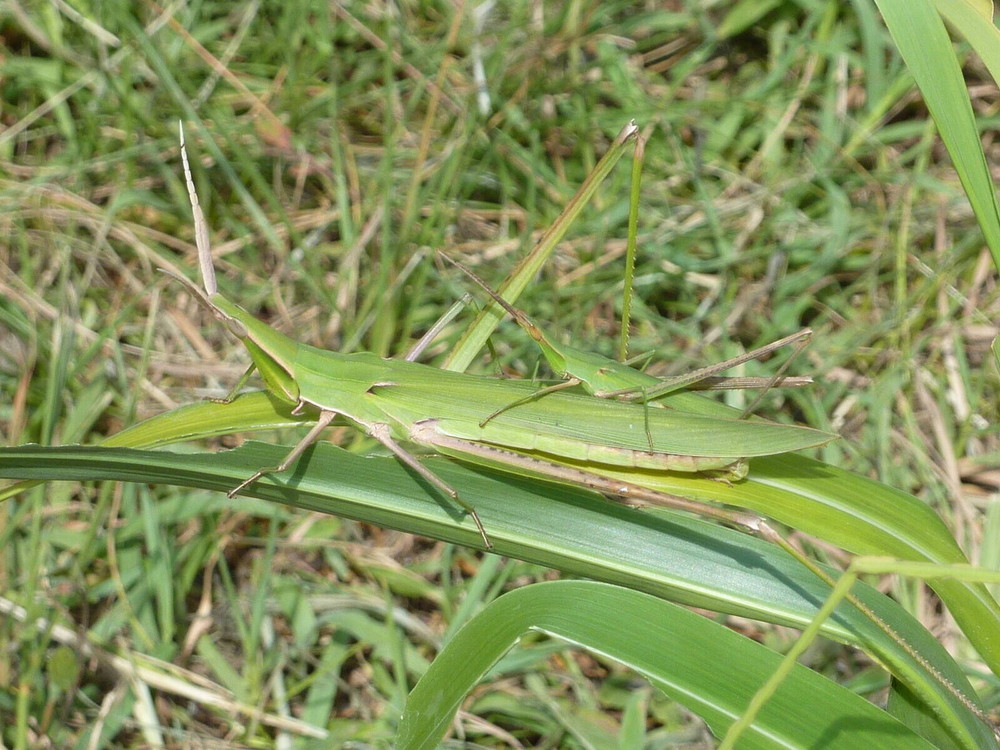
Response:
[159, 267, 249, 339]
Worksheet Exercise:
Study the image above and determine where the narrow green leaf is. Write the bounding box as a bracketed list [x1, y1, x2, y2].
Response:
[876, 0, 1000, 269]
[398, 581, 941, 750]
[0, 440, 992, 748]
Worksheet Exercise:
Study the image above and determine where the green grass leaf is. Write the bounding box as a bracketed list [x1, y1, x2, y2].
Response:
[398, 580, 945, 750]
[0, 433, 992, 748]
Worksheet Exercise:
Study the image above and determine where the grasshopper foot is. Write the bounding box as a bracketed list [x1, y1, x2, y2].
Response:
[468, 510, 493, 550]
[229, 469, 269, 498]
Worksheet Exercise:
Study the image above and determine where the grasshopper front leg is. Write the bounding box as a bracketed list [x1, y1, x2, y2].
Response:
[227, 410, 493, 549]
[228, 410, 337, 497]
[365, 421, 492, 549]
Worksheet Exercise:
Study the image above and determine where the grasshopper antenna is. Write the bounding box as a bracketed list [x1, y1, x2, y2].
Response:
[738, 330, 812, 420]
[173, 122, 247, 338]
[179, 121, 218, 297]
[438, 252, 546, 344]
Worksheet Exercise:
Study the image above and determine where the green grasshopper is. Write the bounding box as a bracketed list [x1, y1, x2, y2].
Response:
[176, 126, 833, 549]
[442, 254, 813, 427]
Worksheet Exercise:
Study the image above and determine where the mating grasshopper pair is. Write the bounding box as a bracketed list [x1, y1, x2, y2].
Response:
[176, 126, 833, 550]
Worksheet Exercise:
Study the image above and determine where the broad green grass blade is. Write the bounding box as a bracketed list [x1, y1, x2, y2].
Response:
[0, 442, 883, 636]
[397, 580, 945, 750]
[0, 435, 993, 748]
[936, 1, 1000, 85]
[876, 0, 1000, 269]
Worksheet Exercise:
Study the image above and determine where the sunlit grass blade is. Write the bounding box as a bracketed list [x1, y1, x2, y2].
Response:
[398, 581, 983, 750]
[0, 437, 993, 748]
[875, 0, 1000, 269]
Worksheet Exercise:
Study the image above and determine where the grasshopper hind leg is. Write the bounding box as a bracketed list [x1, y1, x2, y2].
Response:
[366, 423, 492, 549]
[230, 411, 493, 550]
